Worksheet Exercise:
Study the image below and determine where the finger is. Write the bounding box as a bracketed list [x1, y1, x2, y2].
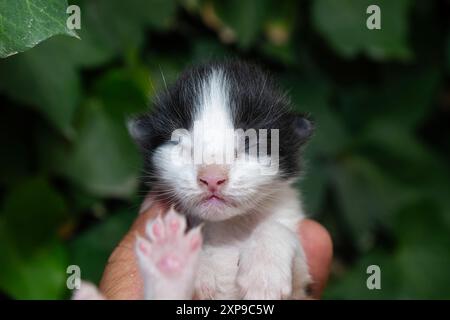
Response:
[298, 219, 333, 299]
[99, 201, 167, 299]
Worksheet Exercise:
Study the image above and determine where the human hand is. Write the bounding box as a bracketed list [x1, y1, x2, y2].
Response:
[98, 202, 333, 299]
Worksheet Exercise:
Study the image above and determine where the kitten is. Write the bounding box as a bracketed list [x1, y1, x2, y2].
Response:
[74, 60, 314, 300]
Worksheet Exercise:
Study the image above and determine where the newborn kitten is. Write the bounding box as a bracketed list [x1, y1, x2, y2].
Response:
[73, 60, 314, 300]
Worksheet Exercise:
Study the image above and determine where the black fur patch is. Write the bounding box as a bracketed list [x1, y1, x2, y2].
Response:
[129, 60, 313, 182]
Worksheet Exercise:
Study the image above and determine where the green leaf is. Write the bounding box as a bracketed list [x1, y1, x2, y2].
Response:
[34, 66, 148, 198]
[393, 202, 450, 298]
[358, 121, 450, 217]
[260, 41, 297, 66]
[43, 31, 115, 68]
[312, 0, 413, 61]
[337, 67, 440, 133]
[263, 0, 298, 48]
[298, 155, 329, 215]
[213, 0, 271, 48]
[372, 68, 440, 128]
[71, 0, 176, 59]
[60, 100, 140, 198]
[284, 74, 350, 157]
[0, 37, 81, 137]
[326, 243, 450, 299]
[191, 38, 231, 64]
[393, 200, 450, 249]
[136, 0, 177, 29]
[93, 67, 151, 121]
[69, 209, 135, 284]
[0, 222, 68, 299]
[331, 155, 406, 251]
[1, 177, 69, 250]
[285, 74, 349, 214]
[0, 105, 34, 186]
[0, 0, 77, 58]
[324, 250, 401, 299]
[396, 244, 450, 299]
[326, 201, 450, 299]
[145, 54, 187, 92]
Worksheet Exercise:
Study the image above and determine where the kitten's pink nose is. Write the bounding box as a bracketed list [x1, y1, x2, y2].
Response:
[198, 165, 228, 191]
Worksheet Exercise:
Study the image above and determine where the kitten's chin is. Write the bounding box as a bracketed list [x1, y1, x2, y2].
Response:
[189, 204, 242, 222]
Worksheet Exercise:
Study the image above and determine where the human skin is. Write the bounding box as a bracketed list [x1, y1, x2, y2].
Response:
[98, 201, 333, 299]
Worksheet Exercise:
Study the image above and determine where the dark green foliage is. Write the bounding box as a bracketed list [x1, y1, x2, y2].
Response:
[0, 0, 449, 299]
[0, 0, 78, 58]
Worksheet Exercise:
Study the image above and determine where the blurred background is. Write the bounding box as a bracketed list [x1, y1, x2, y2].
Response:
[0, 0, 450, 299]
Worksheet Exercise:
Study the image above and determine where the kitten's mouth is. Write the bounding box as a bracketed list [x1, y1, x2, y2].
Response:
[201, 194, 227, 206]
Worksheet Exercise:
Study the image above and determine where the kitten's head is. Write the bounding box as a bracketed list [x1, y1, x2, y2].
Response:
[129, 61, 313, 221]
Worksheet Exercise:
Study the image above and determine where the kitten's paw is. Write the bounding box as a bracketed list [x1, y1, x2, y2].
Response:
[136, 207, 202, 299]
[237, 259, 292, 300]
[72, 281, 105, 300]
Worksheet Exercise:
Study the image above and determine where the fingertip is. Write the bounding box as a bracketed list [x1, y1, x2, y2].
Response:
[299, 219, 333, 260]
[298, 219, 333, 299]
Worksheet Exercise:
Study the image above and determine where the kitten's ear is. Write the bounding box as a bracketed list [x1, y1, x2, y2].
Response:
[127, 115, 153, 150]
[293, 114, 314, 144]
